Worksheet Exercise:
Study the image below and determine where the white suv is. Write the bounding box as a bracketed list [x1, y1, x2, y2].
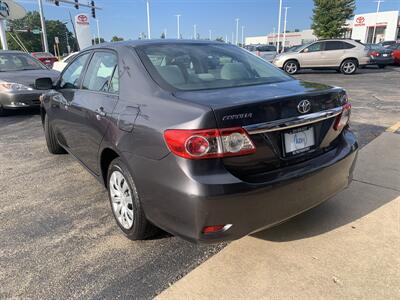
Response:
[273, 39, 370, 75]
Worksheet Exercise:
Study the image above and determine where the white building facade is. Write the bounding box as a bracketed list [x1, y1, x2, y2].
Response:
[348, 10, 400, 43]
[245, 29, 316, 47]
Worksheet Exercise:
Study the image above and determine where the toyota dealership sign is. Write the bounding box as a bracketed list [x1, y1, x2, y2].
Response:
[75, 13, 92, 49]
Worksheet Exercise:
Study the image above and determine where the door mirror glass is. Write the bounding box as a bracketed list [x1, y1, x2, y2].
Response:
[35, 77, 53, 90]
[303, 48, 309, 53]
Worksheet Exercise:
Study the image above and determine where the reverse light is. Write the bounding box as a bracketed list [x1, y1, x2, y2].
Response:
[334, 103, 352, 131]
[164, 127, 256, 159]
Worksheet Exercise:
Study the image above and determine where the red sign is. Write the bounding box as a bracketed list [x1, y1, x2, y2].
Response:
[354, 16, 365, 27]
[77, 14, 89, 25]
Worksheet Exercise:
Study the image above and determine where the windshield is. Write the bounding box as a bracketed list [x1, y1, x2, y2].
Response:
[136, 43, 292, 91]
[0, 53, 45, 72]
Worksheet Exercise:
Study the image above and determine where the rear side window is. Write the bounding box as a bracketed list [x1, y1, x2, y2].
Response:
[82, 51, 118, 94]
[325, 41, 348, 51]
[59, 53, 90, 89]
[342, 42, 356, 49]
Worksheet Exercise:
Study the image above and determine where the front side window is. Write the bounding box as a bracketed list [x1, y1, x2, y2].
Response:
[136, 43, 292, 91]
[59, 53, 90, 89]
[0, 53, 45, 72]
[82, 51, 118, 93]
[305, 42, 323, 52]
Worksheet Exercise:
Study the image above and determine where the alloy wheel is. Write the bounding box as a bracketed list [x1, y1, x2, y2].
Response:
[343, 62, 356, 74]
[109, 170, 134, 229]
[285, 62, 298, 74]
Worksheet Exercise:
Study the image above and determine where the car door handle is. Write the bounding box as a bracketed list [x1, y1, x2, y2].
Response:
[95, 107, 106, 119]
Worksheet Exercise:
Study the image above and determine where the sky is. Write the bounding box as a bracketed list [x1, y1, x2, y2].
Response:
[16, 0, 400, 41]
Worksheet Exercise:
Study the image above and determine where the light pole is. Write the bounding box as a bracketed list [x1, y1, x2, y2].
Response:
[241, 25, 244, 46]
[164, 28, 167, 39]
[225, 34, 228, 43]
[209, 29, 212, 40]
[235, 18, 239, 45]
[175, 14, 181, 39]
[38, 0, 49, 52]
[372, 0, 383, 43]
[96, 19, 101, 44]
[282, 7, 289, 52]
[273, 26, 276, 47]
[193, 24, 197, 40]
[146, 0, 151, 39]
[276, 0, 283, 53]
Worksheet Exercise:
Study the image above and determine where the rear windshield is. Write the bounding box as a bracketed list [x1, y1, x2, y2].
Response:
[136, 43, 292, 91]
[0, 53, 46, 72]
[33, 52, 54, 58]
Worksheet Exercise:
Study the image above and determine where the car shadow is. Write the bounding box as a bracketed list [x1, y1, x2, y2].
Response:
[296, 66, 393, 75]
[0, 108, 41, 127]
[252, 181, 399, 242]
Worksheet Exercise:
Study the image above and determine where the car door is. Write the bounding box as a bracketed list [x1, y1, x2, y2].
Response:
[323, 41, 346, 66]
[298, 41, 325, 67]
[50, 52, 92, 148]
[64, 50, 119, 174]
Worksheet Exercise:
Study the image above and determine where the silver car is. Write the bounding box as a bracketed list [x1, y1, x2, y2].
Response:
[273, 39, 370, 75]
[248, 45, 277, 62]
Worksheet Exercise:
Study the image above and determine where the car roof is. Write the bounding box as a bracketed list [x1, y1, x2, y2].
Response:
[85, 39, 227, 51]
[0, 50, 30, 55]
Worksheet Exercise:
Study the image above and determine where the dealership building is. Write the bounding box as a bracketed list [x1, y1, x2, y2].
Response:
[345, 10, 400, 43]
[245, 10, 400, 46]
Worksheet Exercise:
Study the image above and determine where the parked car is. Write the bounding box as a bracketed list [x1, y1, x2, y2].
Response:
[377, 41, 397, 48]
[0, 51, 59, 115]
[389, 43, 400, 65]
[285, 45, 302, 52]
[365, 44, 394, 68]
[250, 44, 277, 62]
[36, 40, 358, 243]
[52, 52, 79, 72]
[31, 52, 58, 68]
[273, 39, 370, 75]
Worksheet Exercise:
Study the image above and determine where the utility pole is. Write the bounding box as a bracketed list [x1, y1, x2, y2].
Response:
[276, 0, 283, 53]
[372, 0, 383, 43]
[146, 0, 151, 39]
[235, 18, 239, 45]
[241, 26, 244, 46]
[38, 0, 49, 52]
[282, 7, 289, 52]
[193, 24, 197, 40]
[175, 14, 181, 39]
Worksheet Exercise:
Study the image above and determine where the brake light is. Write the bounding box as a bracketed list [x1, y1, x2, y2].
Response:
[164, 127, 256, 159]
[334, 103, 352, 131]
[369, 51, 380, 57]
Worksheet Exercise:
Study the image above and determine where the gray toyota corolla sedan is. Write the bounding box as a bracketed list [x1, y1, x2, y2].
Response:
[0, 51, 59, 115]
[35, 40, 358, 243]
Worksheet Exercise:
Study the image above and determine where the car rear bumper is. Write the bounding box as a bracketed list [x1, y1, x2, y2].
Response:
[0, 90, 44, 109]
[369, 57, 394, 65]
[125, 129, 358, 243]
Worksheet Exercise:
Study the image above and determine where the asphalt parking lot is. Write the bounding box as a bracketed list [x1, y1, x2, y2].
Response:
[1, 66, 399, 299]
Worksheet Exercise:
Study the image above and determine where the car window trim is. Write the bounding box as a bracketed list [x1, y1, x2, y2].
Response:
[80, 49, 120, 96]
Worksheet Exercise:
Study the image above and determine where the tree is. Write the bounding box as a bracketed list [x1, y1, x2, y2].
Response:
[111, 36, 124, 42]
[92, 37, 106, 45]
[4, 11, 76, 54]
[160, 32, 165, 39]
[311, 0, 355, 39]
[215, 37, 224, 42]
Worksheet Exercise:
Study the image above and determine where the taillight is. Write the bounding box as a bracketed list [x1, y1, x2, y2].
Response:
[164, 127, 256, 159]
[334, 103, 352, 131]
[369, 51, 380, 57]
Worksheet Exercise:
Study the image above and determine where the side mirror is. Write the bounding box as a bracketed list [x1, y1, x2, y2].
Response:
[35, 77, 54, 90]
[303, 48, 309, 53]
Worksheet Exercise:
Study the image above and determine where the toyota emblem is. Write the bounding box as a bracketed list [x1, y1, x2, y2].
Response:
[297, 100, 311, 114]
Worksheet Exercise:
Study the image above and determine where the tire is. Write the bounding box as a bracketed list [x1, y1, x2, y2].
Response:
[283, 60, 299, 74]
[340, 59, 358, 75]
[44, 114, 66, 154]
[107, 158, 157, 240]
[0, 106, 5, 116]
[378, 64, 386, 69]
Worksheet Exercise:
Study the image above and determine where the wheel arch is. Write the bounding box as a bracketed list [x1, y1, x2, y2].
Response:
[341, 57, 359, 66]
[100, 148, 120, 187]
[284, 58, 300, 67]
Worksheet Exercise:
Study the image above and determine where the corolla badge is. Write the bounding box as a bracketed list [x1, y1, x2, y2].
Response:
[297, 100, 311, 114]
[222, 112, 253, 121]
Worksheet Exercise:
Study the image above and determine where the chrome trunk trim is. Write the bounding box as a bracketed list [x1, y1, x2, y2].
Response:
[244, 106, 342, 135]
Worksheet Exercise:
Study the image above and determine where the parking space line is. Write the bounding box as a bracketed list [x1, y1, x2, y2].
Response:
[386, 122, 400, 133]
